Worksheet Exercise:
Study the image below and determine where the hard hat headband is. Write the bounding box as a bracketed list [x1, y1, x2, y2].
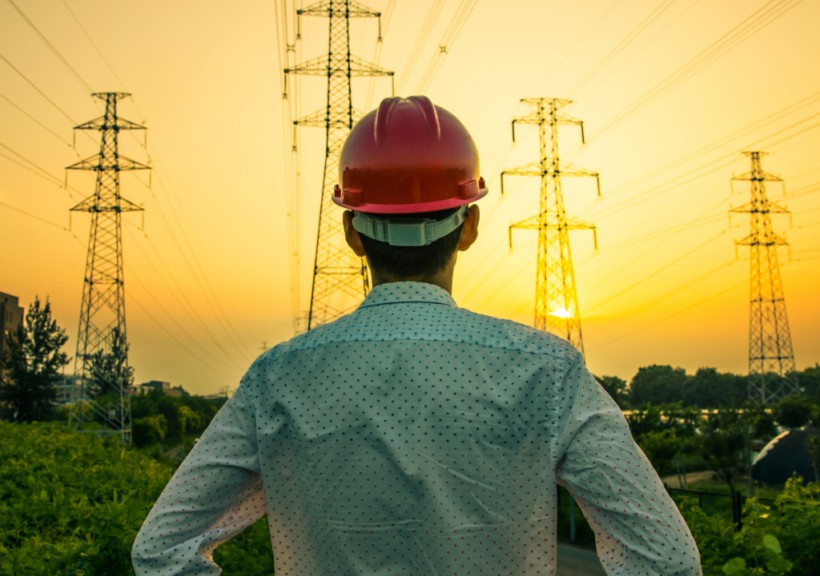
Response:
[352, 206, 468, 247]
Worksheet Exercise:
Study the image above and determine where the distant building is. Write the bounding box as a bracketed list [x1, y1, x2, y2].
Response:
[55, 374, 81, 405]
[0, 292, 24, 378]
[134, 380, 190, 398]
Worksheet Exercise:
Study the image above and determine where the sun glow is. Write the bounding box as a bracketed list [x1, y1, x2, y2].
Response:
[549, 307, 574, 319]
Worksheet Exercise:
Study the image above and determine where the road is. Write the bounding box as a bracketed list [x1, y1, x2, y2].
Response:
[557, 543, 606, 575]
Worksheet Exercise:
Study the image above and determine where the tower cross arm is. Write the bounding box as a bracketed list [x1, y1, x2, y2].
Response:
[70, 195, 143, 213]
[732, 170, 783, 183]
[565, 213, 598, 249]
[734, 230, 789, 247]
[349, 55, 393, 77]
[285, 56, 328, 76]
[298, 0, 381, 18]
[66, 154, 151, 172]
[500, 162, 540, 195]
[294, 109, 328, 128]
[501, 162, 541, 176]
[73, 116, 146, 131]
[559, 162, 602, 196]
[508, 214, 540, 249]
[730, 200, 791, 215]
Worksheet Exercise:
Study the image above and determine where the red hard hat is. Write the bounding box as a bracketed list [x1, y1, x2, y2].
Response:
[333, 96, 487, 214]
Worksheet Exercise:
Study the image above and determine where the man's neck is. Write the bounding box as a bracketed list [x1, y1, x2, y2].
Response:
[370, 263, 455, 294]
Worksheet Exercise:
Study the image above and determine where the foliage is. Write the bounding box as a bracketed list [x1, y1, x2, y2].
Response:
[682, 478, 819, 575]
[637, 428, 680, 476]
[625, 402, 666, 438]
[0, 421, 278, 575]
[132, 414, 169, 447]
[721, 534, 792, 575]
[0, 421, 173, 575]
[798, 364, 820, 405]
[806, 432, 820, 478]
[0, 297, 69, 422]
[702, 409, 750, 494]
[87, 327, 134, 399]
[774, 395, 813, 429]
[130, 392, 220, 447]
[629, 364, 689, 406]
[595, 374, 629, 408]
[213, 517, 275, 575]
[687, 368, 748, 408]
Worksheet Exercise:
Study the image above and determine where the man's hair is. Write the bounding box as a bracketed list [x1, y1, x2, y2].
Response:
[358, 207, 464, 278]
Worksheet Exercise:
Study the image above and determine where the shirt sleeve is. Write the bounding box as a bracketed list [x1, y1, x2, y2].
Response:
[554, 351, 702, 575]
[132, 384, 266, 575]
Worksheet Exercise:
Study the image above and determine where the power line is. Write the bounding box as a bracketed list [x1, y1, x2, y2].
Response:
[0, 197, 69, 231]
[0, 92, 75, 147]
[534, 0, 623, 90]
[6, 0, 93, 93]
[414, 0, 479, 94]
[591, 0, 802, 139]
[60, 0, 127, 90]
[396, 0, 446, 94]
[126, 287, 236, 380]
[567, 0, 676, 97]
[0, 52, 80, 125]
[588, 279, 747, 352]
[0, 142, 83, 200]
[585, 229, 730, 314]
[591, 259, 738, 337]
[136, 163, 251, 361]
[123, 227, 242, 372]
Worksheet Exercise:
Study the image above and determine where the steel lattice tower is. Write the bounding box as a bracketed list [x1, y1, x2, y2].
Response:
[731, 151, 798, 404]
[67, 92, 148, 445]
[285, 0, 393, 330]
[501, 98, 600, 354]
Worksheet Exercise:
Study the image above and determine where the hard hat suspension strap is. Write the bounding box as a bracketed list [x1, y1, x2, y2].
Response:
[352, 206, 468, 247]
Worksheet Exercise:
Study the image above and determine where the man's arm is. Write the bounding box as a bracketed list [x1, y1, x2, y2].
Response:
[132, 385, 266, 575]
[555, 352, 702, 575]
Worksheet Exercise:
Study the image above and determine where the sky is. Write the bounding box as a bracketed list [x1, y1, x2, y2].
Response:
[1, 0, 818, 396]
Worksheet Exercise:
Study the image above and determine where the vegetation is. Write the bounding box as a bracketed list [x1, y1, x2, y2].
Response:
[1, 362, 819, 574]
[87, 327, 134, 399]
[681, 478, 819, 575]
[0, 297, 69, 422]
[0, 421, 172, 575]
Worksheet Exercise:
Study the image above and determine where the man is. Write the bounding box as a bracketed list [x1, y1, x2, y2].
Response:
[133, 96, 701, 575]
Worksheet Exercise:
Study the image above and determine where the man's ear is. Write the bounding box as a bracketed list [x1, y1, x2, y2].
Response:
[343, 211, 366, 257]
[457, 204, 480, 252]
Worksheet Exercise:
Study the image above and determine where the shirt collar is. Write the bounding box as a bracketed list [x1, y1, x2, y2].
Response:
[358, 281, 457, 309]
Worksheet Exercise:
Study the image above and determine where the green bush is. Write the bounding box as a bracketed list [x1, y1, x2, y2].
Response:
[0, 422, 173, 575]
[681, 478, 820, 575]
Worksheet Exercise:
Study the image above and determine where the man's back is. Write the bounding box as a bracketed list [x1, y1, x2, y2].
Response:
[134, 282, 701, 575]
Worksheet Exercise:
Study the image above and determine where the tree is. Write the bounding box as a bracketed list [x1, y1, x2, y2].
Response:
[638, 428, 679, 477]
[595, 374, 629, 408]
[0, 297, 69, 421]
[87, 327, 134, 399]
[774, 394, 812, 429]
[702, 409, 750, 495]
[797, 364, 820, 404]
[685, 367, 747, 408]
[630, 365, 689, 406]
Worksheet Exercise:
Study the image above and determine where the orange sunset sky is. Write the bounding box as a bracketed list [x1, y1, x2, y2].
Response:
[1, 0, 818, 396]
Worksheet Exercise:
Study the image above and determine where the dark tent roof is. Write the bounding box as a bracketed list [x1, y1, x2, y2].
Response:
[751, 429, 818, 485]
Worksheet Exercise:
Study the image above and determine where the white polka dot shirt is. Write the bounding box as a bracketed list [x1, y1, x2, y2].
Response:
[133, 282, 702, 575]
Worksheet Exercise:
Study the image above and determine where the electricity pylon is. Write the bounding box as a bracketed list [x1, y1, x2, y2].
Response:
[731, 151, 798, 404]
[67, 92, 148, 445]
[501, 98, 600, 355]
[284, 0, 393, 330]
